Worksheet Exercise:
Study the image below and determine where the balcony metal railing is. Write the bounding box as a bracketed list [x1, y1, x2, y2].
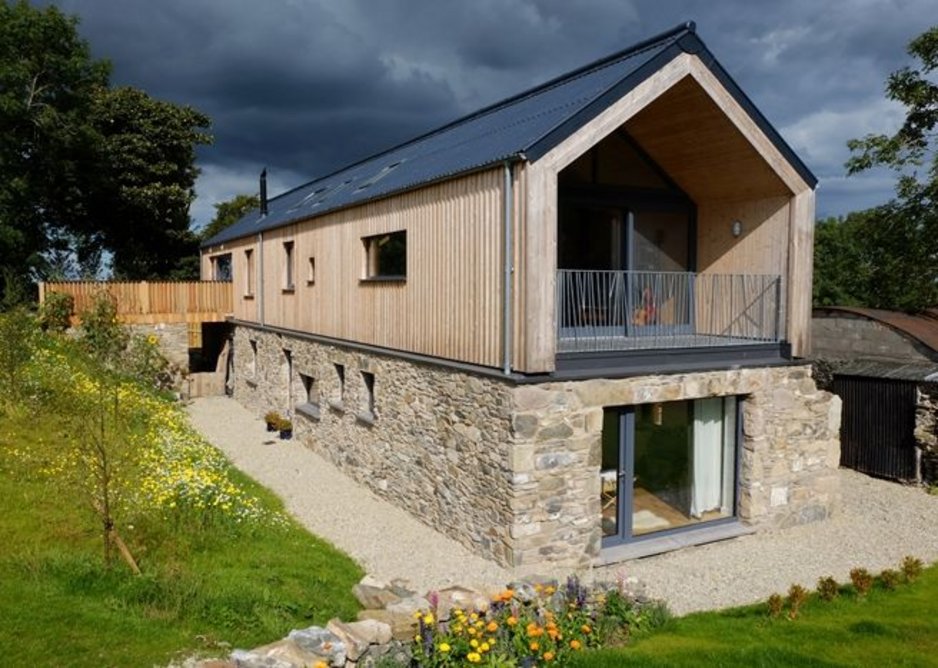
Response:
[556, 270, 783, 353]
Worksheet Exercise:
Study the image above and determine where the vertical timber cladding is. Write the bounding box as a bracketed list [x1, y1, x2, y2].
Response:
[833, 375, 918, 481]
[246, 168, 507, 369]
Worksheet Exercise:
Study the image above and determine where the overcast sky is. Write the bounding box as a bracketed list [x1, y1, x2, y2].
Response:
[45, 0, 935, 228]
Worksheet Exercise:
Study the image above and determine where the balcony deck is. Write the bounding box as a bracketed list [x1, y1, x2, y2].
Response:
[555, 269, 786, 372]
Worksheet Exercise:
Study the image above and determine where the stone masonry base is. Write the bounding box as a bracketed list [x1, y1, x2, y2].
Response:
[232, 324, 841, 571]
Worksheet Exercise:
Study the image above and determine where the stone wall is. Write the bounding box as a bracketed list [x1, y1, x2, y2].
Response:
[231, 324, 841, 571]
[231, 325, 518, 565]
[506, 366, 842, 568]
[915, 384, 938, 484]
[128, 322, 190, 369]
[812, 315, 936, 363]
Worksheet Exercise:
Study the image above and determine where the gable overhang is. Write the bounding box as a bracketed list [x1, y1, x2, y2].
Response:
[524, 33, 815, 195]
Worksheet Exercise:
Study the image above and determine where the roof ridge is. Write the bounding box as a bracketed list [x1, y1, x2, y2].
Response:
[262, 21, 695, 206]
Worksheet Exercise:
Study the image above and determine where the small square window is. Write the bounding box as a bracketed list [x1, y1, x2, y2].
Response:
[307, 256, 316, 285]
[211, 253, 232, 281]
[362, 230, 406, 280]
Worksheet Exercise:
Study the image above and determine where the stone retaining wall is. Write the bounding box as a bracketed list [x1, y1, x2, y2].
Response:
[232, 324, 841, 571]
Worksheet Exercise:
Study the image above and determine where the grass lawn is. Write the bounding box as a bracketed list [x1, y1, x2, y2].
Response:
[571, 564, 938, 667]
[0, 411, 363, 668]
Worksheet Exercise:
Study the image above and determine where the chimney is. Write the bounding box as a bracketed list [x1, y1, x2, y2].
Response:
[260, 168, 268, 216]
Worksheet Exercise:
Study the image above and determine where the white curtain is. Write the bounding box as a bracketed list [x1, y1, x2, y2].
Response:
[691, 397, 725, 518]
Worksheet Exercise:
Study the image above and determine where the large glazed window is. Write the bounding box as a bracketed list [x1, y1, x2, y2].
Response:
[601, 397, 737, 542]
[362, 231, 406, 280]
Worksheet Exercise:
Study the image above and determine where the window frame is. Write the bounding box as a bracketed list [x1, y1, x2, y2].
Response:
[361, 230, 407, 282]
[244, 248, 255, 298]
[283, 240, 296, 292]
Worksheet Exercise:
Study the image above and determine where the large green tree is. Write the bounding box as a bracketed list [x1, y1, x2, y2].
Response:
[817, 26, 938, 313]
[0, 1, 212, 294]
[88, 87, 211, 279]
[0, 1, 108, 296]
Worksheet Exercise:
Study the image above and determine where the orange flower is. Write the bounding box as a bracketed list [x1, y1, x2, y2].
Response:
[506, 616, 518, 627]
[526, 622, 544, 638]
[570, 639, 582, 650]
[486, 620, 499, 632]
[547, 627, 559, 640]
[581, 624, 592, 634]
[543, 651, 555, 662]
[529, 641, 540, 652]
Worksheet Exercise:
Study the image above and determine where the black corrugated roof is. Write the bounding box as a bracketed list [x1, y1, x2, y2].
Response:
[203, 22, 816, 248]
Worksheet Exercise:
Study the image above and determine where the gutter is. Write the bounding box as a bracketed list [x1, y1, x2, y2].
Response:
[502, 160, 515, 376]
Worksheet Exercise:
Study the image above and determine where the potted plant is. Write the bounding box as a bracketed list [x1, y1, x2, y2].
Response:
[277, 417, 293, 440]
[264, 410, 282, 432]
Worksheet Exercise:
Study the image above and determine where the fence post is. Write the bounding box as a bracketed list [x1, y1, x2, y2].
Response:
[38, 281, 46, 305]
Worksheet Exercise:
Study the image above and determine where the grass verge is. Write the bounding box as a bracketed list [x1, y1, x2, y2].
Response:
[0, 411, 363, 667]
[570, 564, 938, 667]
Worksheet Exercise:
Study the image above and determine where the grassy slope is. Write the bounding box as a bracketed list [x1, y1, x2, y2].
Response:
[572, 566, 938, 667]
[0, 414, 363, 668]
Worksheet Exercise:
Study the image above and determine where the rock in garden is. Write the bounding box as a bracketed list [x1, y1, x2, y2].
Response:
[352, 583, 401, 609]
[506, 581, 537, 603]
[357, 608, 418, 642]
[435, 586, 490, 618]
[287, 627, 347, 666]
[326, 619, 378, 661]
[230, 639, 319, 668]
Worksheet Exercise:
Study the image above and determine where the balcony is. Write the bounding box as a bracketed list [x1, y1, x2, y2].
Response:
[556, 270, 783, 356]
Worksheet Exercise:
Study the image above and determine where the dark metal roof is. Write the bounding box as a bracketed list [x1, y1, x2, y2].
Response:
[203, 22, 817, 248]
[834, 359, 938, 382]
[814, 306, 938, 355]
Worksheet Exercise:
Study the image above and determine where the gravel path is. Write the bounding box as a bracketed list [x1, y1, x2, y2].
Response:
[187, 396, 514, 593]
[188, 396, 938, 615]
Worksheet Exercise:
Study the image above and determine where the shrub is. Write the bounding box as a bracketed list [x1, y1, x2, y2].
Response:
[0, 308, 38, 406]
[901, 556, 924, 583]
[125, 333, 175, 390]
[38, 291, 74, 332]
[880, 569, 900, 591]
[816, 576, 839, 602]
[410, 577, 668, 666]
[786, 584, 809, 620]
[850, 568, 873, 597]
[766, 593, 783, 619]
[79, 290, 128, 368]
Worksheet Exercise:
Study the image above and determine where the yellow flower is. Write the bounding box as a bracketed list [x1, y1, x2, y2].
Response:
[438, 643, 451, 653]
[470, 639, 479, 648]
[422, 613, 434, 625]
[529, 641, 540, 651]
[480, 642, 490, 653]
[467, 627, 477, 636]
[467, 652, 482, 663]
[581, 624, 592, 634]
[314, 662, 328, 668]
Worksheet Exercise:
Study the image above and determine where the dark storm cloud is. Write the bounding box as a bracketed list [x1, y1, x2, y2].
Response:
[44, 0, 937, 225]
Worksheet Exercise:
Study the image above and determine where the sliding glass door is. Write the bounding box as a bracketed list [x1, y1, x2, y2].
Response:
[601, 398, 738, 545]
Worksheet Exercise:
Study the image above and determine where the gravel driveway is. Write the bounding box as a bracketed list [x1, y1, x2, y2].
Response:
[188, 396, 938, 615]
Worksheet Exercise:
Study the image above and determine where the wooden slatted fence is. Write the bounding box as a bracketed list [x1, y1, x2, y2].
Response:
[38, 281, 233, 324]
